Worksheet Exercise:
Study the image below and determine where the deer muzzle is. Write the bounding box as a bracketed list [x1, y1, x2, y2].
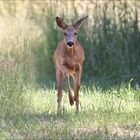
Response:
[67, 42, 74, 47]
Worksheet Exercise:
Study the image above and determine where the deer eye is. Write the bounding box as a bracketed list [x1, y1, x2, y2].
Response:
[64, 33, 67, 36]
[74, 32, 77, 36]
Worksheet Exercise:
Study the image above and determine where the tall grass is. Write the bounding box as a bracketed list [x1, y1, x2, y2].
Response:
[0, 0, 140, 117]
[2, 1, 137, 85]
[0, 1, 140, 139]
[0, 18, 38, 117]
[0, 0, 140, 114]
[33, 1, 140, 84]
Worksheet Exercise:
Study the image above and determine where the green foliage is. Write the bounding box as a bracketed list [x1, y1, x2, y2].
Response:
[0, 1, 140, 139]
[34, 2, 140, 84]
[0, 1, 140, 85]
[81, 2, 140, 83]
[35, 9, 62, 84]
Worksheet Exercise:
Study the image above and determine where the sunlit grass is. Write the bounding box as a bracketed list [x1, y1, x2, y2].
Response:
[0, 85, 139, 139]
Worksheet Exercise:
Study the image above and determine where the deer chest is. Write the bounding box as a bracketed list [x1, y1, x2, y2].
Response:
[63, 55, 79, 71]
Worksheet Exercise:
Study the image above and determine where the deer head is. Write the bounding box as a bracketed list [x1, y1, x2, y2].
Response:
[56, 16, 88, 48]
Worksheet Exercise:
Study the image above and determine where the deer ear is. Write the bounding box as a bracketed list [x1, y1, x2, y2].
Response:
[56, 17, 68, 30]
[73, 16, 88, 30]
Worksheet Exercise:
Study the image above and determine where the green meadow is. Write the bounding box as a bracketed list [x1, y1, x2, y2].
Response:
[0, 1, 140, 139]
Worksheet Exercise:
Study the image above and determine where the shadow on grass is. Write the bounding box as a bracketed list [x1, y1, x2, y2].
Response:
[2, 111, 139, 139]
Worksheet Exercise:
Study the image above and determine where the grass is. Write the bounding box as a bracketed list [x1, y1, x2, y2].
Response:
[0, 85, 140, 139]
[0, 1, 140, 139]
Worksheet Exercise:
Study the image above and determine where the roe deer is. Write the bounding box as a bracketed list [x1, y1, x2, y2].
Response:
[53, 16, 88, 112]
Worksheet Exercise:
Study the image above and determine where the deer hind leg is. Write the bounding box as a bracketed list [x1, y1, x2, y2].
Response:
[56, 68, 63, 112]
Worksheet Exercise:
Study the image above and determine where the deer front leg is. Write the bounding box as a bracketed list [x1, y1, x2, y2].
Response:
[74, 65, 82, 112]
[61, 61, 74, 106]
[56, 68, 63, 113]
[65, 73, 74, 106]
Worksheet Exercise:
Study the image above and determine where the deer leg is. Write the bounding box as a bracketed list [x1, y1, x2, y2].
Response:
[64, 73, 74, 106]
[74, 66, 82, 112]
[56, 68, 63, 112]
[61, 62, 74, 106]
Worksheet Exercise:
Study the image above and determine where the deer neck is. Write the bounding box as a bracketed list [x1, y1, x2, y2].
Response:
[66, 46, 74, 55]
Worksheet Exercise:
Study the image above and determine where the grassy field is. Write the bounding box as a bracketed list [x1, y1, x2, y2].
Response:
[0, 85, 140, 139]
[0, 1, 140, 139]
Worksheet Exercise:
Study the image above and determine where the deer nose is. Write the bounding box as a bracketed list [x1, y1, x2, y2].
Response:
[67, 42, 74, 47]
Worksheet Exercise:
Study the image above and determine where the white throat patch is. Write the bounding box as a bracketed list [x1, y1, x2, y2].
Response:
[67, 45, 74, 48]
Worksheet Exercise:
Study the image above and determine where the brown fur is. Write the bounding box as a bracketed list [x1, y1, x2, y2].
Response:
[53, 16, 87, 112]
